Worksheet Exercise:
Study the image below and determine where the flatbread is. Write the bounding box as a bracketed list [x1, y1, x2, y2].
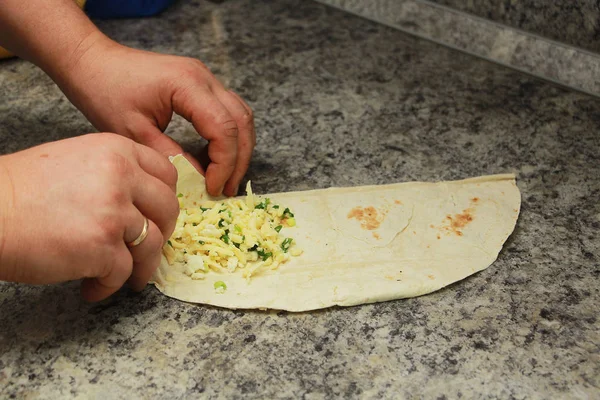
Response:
[151, 156, 521, 312]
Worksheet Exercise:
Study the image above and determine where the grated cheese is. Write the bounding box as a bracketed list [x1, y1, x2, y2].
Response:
[163, 181, 302, 280]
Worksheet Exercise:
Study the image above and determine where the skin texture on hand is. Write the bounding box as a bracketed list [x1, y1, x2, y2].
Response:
[54, 35, 256, 197]
[0, 0, 255, 198]
[0, 134, 180, 301]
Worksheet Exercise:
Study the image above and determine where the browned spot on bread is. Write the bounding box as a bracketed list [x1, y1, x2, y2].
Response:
[348, 206, 383, 230]
[436, 234, 441, 240]
[471, 197, 479, 203]
[372, 232, 381, 240]
[427, 274, 435, 280]
[441, 208, 475, 236]
[429, 224, 435, 228]
[394, 200, 402, 205]
[40, 153, 49, 158]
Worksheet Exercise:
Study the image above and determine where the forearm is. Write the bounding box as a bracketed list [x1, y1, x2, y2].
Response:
[0, 0, 108, 82]
[0, 156, 16, 282]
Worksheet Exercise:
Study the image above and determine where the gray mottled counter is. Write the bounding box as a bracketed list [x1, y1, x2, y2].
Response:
[0, 0, 599, 398]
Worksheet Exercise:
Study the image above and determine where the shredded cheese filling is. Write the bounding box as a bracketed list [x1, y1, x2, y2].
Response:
[163, 182, 302, 281]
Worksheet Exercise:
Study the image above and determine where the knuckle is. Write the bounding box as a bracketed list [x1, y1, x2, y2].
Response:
[186, 58, 210, 73]
[168, 192, 180, 218]
[177, 59, 211, 83]
[219, 119, 239, 139]
[102, 250, 131, 282]
[105, 187, 129, 207]
[100, 152, 133, 178]
[96, 214, 124, 245]
[245, 108, 254, 122]
[166, 163, 178, 187]
[238, 110, 254, 129]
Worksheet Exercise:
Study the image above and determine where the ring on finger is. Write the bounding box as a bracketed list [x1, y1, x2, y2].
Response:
[127, 217, 149, 248]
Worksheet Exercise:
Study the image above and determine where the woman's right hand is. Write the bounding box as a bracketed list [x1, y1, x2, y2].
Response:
[0, 133, 179, 301]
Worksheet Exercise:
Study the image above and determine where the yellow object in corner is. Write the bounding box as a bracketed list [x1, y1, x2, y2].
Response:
[0, 0, 87, 60]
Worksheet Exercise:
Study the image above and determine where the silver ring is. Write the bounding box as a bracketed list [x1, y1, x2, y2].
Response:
[127, 217, 149, 248]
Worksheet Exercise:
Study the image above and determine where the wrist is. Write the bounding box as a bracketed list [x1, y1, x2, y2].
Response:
[0, 157, 16, 281]
[49, 32, 124, 124]
[48, 30, 116, 90]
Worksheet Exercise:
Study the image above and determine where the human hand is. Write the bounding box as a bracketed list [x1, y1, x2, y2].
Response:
[55, 34, 255, 197]
[0, 133, 179, 301]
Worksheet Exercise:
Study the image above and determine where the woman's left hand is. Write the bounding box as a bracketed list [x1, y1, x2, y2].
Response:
[57, 34, 255, 197]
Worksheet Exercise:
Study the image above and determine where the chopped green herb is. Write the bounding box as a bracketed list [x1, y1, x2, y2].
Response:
[218, 219, 226, 228]
[255, 198, 271, 209]
[234, 225, 242, 233]
[242, 235, 246, 242]
[233, 242, 241, 249]
[281, 238, 293, 252]
[177, 193, 184, 198]
[249, 244, 258, 251]
[200, 207, 210, 212]
[167, 240, 173, 247]
[257, 248, 273, 261]
[275, 225, 283, 233]
[198, 240, 205, 245]
[228, 210, 233, 219]
[220, 234, 230, 244]
[272, 205, 280, 209]
[283, 207, 294, 218]
[192, 222, 198, 226]
[214, 281, 227, 291]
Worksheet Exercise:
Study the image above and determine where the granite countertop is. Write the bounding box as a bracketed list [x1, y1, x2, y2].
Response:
[0, 0, 598, 398]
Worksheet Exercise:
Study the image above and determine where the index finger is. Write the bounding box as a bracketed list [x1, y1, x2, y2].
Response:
[131, 140, 178, 193]
[172, 84, 238, 196]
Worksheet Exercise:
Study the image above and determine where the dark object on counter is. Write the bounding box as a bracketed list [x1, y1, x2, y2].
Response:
[85, 0, 176, 18]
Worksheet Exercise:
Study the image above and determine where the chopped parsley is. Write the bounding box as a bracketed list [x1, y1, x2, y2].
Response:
[177, 193, 184, 198]
[281, 238, 293, 252]
[283, 208, 294, 218]
[257, 248, 273, 261]
[275, 225, 283, 233]
[255, 198, 271, 210]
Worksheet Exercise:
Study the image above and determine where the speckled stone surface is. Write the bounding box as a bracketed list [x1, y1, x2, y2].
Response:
[318, 0, 600, 97]
[1, 0, 599, 398]
[430, 0, 600, 53]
